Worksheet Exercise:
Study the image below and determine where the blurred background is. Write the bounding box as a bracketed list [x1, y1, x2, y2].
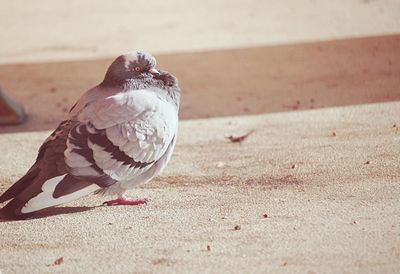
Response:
[1, 0, 400, 63]
[0, 0, 399, 131]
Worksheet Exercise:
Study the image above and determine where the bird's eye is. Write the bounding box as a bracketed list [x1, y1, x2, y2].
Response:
[134, 66, 141, 72]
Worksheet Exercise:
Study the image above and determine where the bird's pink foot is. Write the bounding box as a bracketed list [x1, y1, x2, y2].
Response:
[102, 197, 148, 206]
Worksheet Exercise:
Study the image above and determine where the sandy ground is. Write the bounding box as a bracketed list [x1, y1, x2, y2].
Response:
[0, 102, 400, 274]
[1, 0, 400, 273]
[0, 40, 399, 273]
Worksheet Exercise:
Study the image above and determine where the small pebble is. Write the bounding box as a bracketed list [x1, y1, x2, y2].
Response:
[234, 225, 241, 231]
[365, 160, 371, 165]
[54, 257, 64, 265]
[216, 161, 226, 168]
[207, 245, 211, 251]
[332, 131, 337, 137]
[291, 164, 297, 169]
[263, 214, 269, 218]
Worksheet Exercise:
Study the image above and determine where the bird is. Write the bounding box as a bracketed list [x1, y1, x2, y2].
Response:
[0, 51, 180, 220]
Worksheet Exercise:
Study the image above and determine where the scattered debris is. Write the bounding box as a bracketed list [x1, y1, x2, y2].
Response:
[207, 245, 211, 251]
[309, 97, 316, 108]
[152, 258, 170, 265]
[332, 131, 337, 137]
[234, 225, 241, 231]
[283, 100, 301, 110]
[263, 214, 269, 218]
[282, 102, 300, 110]
[226, 130, 255, 144]
[216, 161, 226, 168]
[365, 160, 371, 165]
[54, 257, 64, 265]
[291, 164, 297, 169]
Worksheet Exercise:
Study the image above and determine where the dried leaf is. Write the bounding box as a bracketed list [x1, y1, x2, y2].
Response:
[226, 130, 255, 144]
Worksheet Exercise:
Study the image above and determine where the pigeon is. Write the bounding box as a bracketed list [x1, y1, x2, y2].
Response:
[0, 51, 180, 219]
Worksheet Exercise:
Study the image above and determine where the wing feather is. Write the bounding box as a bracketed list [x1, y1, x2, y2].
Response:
[66, 89, 177, 181]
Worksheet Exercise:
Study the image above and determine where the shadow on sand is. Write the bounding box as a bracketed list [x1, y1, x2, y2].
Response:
[0, 206, 98, 222]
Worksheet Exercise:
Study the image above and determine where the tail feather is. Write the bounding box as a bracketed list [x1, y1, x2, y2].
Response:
[1, 174, 100, 220]
[0, 168, 40, 203]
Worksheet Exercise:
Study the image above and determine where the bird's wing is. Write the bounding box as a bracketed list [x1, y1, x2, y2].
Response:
[0, 120, 101, 219]
[70, 89, 178, 182]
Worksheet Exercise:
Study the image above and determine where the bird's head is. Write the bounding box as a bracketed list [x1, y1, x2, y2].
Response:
[102, 51, 177, 88]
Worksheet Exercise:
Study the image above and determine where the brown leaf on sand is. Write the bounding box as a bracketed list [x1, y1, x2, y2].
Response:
[226, 130, 255, 144]
[54, 257, 64, 265]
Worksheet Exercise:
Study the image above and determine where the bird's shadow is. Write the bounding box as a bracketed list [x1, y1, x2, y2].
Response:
[0, 205, 100, 222]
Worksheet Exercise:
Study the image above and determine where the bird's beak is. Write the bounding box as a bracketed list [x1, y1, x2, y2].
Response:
[149, 68, 160, 75]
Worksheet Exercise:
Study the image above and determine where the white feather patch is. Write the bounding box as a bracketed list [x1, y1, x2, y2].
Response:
[21, 174, 100, 214]
[64, 151, 92, 168]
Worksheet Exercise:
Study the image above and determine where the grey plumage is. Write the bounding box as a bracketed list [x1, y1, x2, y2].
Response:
[0, 51, 180, 219]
